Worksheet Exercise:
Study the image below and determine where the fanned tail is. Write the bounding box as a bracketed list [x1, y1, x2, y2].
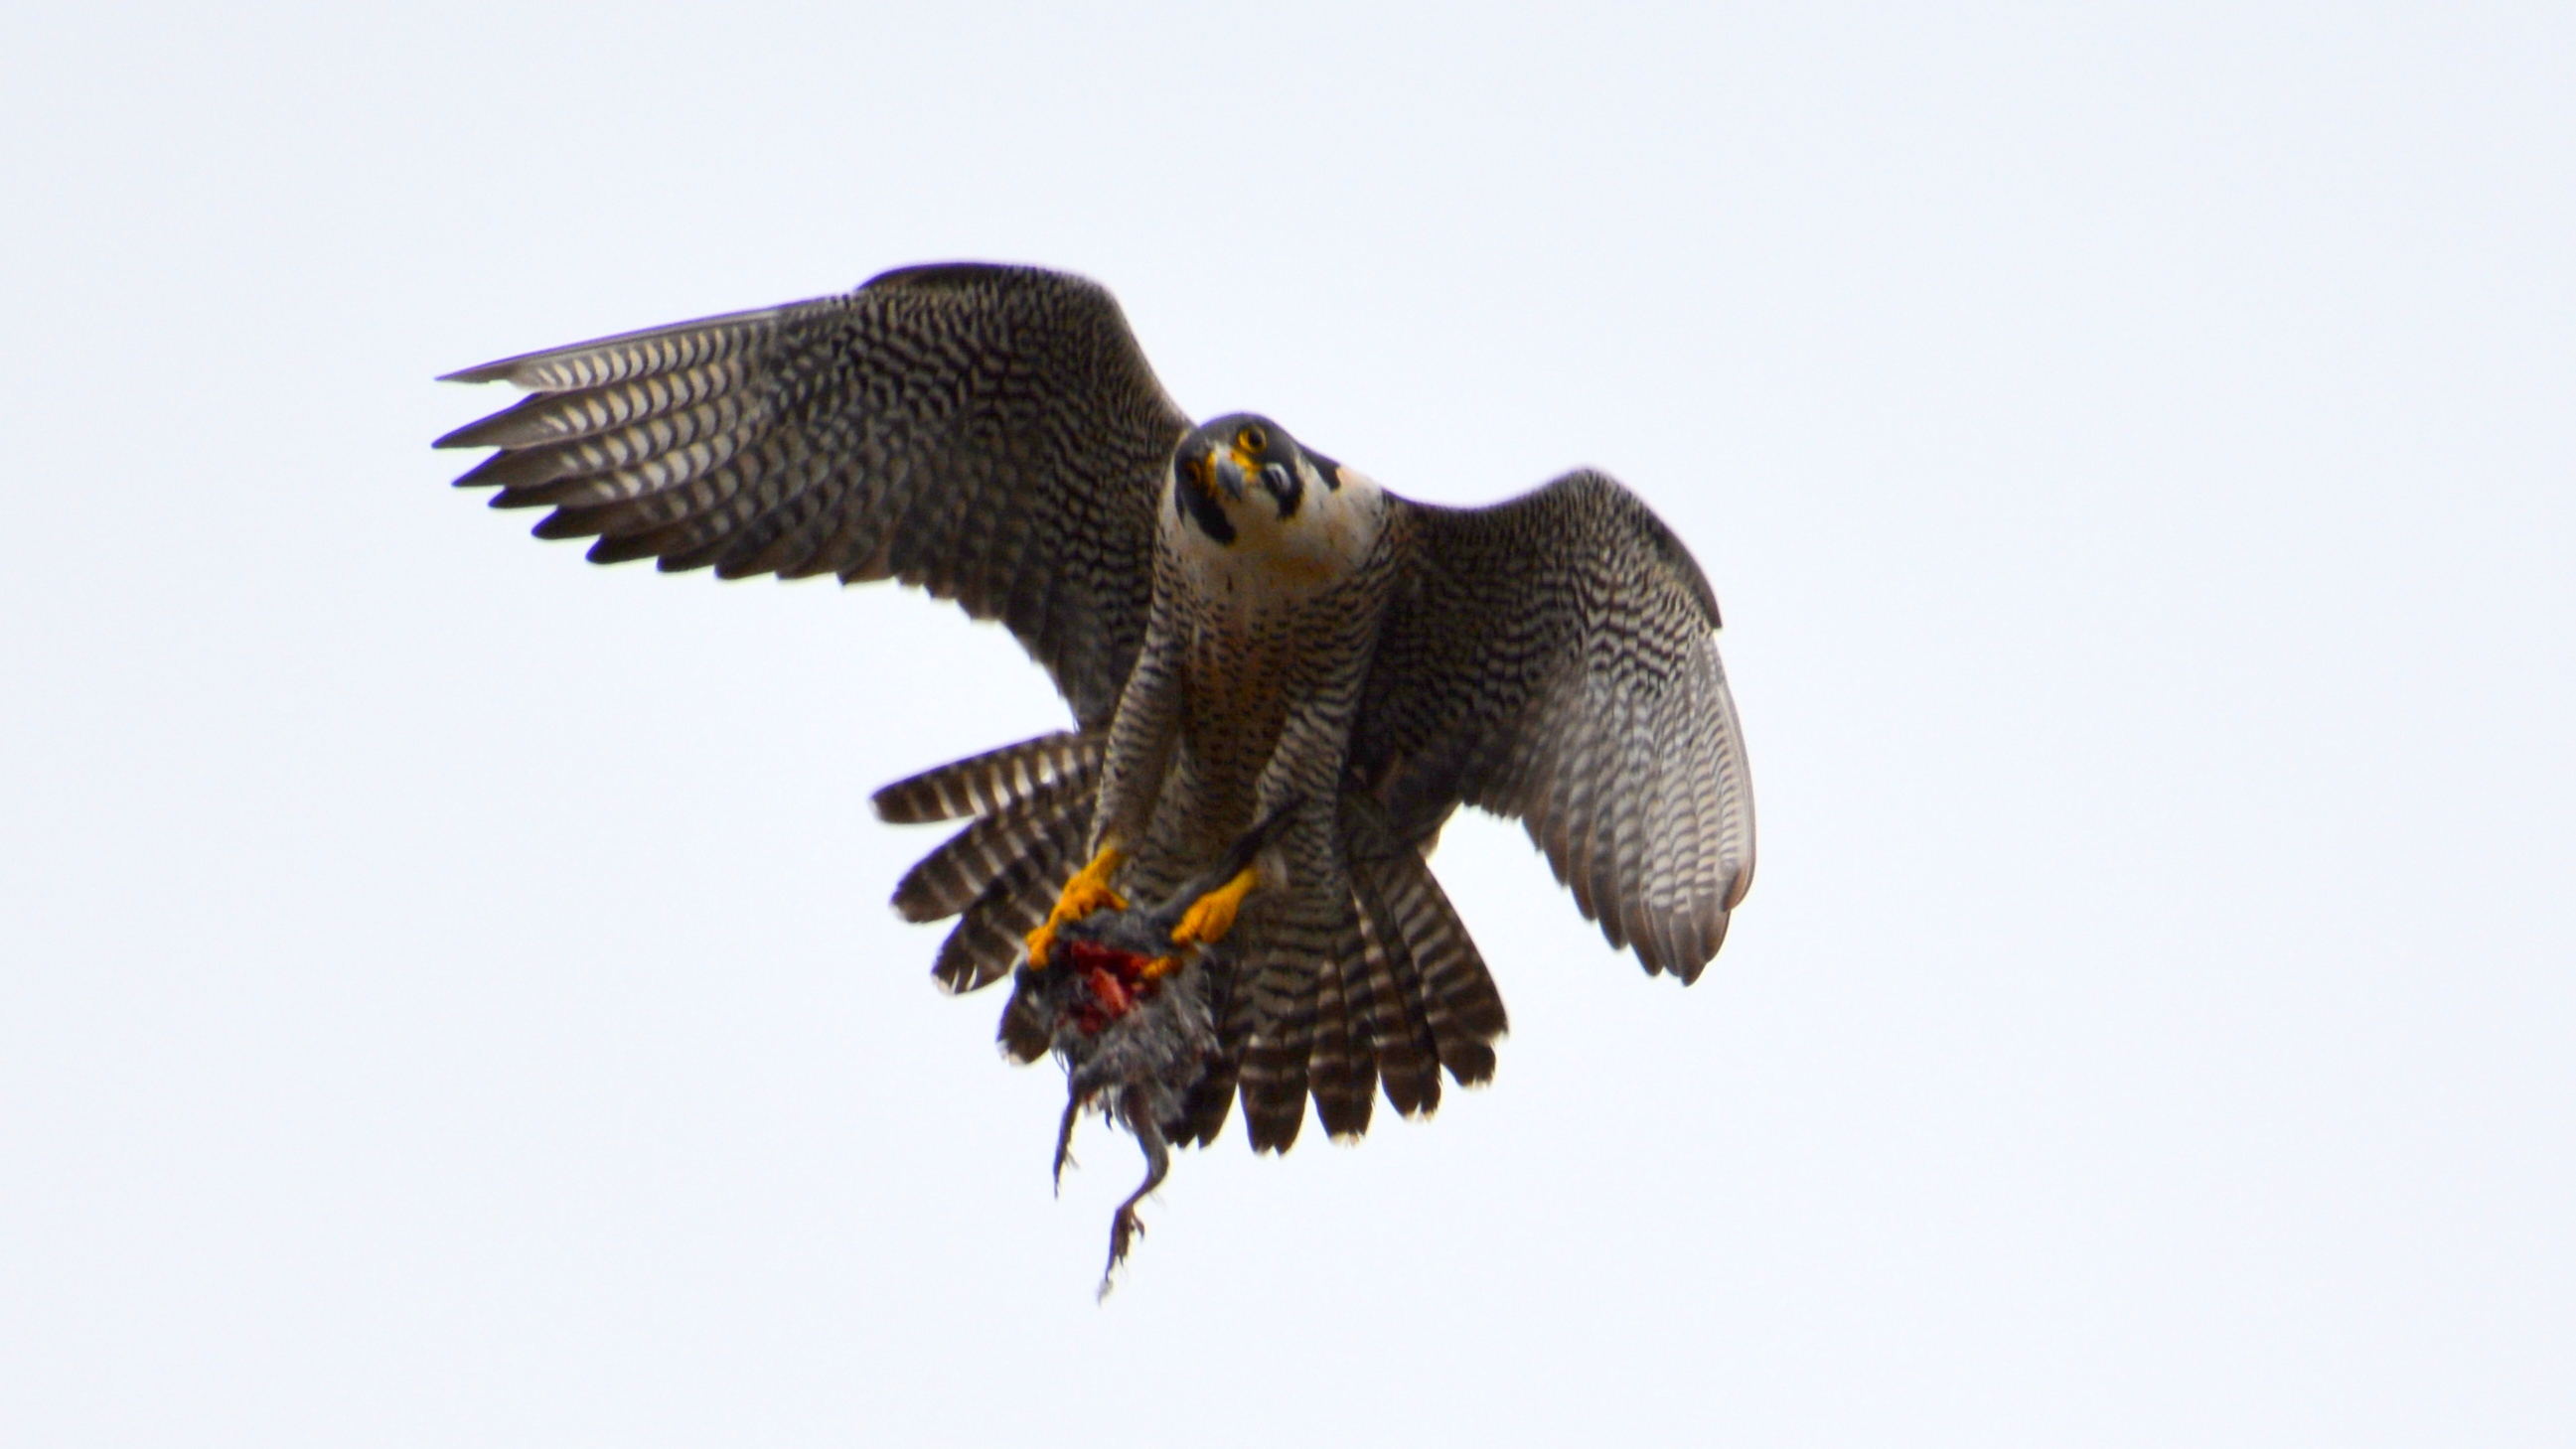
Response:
[1342, 796, 1507, 1093]
[1222, 796, 1512, 1153]
[875, 753, 1510, 1150]
[1345, 849, 1444, 1118]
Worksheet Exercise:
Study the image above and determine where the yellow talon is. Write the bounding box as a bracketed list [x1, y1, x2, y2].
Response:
[1139, 955, 1183, 980]
[1169, 865, 1261, 949]
[1025, 844, 1129, 967]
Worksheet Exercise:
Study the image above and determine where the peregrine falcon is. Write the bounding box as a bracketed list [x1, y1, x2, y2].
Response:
[436, 262, 1755, 1163]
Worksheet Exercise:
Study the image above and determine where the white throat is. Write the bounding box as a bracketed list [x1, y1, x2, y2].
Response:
[1169, 458, 1387, 608]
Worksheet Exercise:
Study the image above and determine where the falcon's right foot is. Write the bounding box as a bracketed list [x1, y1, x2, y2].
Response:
[1169, 864, 1260, 950]
[1024, 843, 1129, 967]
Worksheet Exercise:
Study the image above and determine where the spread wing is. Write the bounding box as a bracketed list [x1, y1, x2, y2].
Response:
[435, 263, 1190, 729]
[1355, 471, 1755, 980]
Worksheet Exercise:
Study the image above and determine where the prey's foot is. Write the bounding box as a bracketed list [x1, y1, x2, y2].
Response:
[1103, 1205, 1147, 1299]
[1025, 844, 1129, 966]
[1168, 864, 1261, 949]
[1097, 1085, 1171, 1301]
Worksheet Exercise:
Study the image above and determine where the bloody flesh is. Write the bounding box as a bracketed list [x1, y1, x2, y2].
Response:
[1060, 938, 1157, 1034]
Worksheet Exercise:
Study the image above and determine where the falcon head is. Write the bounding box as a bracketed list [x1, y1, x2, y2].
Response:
[1169, 414, 1382, 583]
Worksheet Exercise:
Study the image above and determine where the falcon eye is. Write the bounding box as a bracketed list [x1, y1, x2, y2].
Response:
[1237, 425, 1268, 453]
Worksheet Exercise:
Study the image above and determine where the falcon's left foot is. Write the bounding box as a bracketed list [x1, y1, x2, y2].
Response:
[1168, 864, 1261, 949]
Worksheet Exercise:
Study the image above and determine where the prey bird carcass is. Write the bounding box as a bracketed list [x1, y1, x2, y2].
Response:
[1019, 807, 1292, 1293]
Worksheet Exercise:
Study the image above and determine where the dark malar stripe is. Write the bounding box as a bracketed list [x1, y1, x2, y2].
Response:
[1173, 459, 1235, 543]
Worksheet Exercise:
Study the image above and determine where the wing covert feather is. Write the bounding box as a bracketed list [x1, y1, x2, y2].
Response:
[1357, 472, 1754, 981]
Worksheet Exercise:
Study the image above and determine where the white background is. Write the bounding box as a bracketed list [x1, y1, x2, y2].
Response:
[4, 3, 2568, 1443]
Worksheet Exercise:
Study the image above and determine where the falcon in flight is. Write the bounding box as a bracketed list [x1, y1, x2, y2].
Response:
[437, 262, 1754, 1156]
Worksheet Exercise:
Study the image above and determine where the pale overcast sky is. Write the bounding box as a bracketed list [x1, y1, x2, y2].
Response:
[4, 3, 2569, 1444]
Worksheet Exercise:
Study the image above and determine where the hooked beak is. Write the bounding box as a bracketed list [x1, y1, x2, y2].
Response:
[1212, 446, 1255, 502]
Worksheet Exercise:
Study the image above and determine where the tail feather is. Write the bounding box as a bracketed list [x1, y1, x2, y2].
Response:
[934, 835, 1076, 994]
[1239, 942, 1322, 1153]
[871, 731, 1097, 824]
[1239, 1046, 1308, 1151]
[997, 977, 1053, 1064]
[893, 774, 1091, 924]
[1378, 840, 1507, 1087]
[1340, 802, 1447, 1119]
[1175, 1061, 1240, 1148]
[1231, 797, 1510, 1148]
[874, 732, 1101, 995]
[880, 745, 1512, 1154]
[1175, 976, 1249, 1147]
[1347, 863, 1444, 1119]
[1307, 917, 1376, 1140]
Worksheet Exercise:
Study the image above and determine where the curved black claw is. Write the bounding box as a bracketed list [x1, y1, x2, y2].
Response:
[1097, 1085, 1172, 1300]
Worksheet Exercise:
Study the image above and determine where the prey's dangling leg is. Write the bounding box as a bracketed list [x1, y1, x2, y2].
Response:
[1024, 841, 1129, 966]
[1099, 1084, 1171, 1300]
[1052, 1090, 1084, 1195]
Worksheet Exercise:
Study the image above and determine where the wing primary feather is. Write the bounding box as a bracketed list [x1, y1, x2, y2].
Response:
[434, 357, 757, 451]
[438, 303, 805, 388]
[1708, 645, 1758, 913]
[1603, 693, 1663, 970]
[1552, 692, 1608, 920]
[434, 267, 1185, 733]
[1633, 687, 1694, 975]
